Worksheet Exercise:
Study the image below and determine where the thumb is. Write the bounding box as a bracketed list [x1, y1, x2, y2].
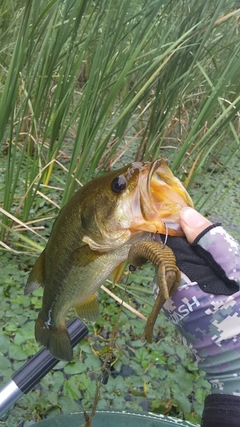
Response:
[180, 207, 212, 244]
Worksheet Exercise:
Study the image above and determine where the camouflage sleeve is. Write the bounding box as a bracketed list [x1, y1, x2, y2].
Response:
[153, 228, 240, 395]
[195, 225, 240, 286]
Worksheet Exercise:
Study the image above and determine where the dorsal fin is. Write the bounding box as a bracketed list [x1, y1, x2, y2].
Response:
[25, 250, 45, 294]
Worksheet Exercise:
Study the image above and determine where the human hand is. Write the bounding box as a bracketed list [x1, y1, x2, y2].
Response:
[153, 207, 240, 425]
[179, 206, 212, 243]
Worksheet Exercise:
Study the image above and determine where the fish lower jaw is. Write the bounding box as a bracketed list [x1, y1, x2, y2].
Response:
[130, 220, 184, 237]
[130, 223, 166, 235]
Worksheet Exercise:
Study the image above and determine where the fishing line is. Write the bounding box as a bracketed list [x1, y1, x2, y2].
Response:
[100, 270, 130, 384]
[83, 269, 131, 426]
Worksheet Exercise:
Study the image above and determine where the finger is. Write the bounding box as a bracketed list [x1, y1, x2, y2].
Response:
[180, 207, 212, 244]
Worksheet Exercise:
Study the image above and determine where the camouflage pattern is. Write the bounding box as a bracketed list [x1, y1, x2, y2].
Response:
[153, 226, 240, 395]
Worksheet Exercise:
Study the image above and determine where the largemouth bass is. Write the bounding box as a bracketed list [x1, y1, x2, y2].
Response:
[25, 159, 193, 361]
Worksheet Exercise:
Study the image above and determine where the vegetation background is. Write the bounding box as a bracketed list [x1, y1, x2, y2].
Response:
[0, 0, 239, 425]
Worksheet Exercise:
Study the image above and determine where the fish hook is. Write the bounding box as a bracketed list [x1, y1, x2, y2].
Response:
[162, 223, 168, 249]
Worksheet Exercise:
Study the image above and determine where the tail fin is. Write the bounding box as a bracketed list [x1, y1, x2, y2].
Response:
[35, 316, 73, 361]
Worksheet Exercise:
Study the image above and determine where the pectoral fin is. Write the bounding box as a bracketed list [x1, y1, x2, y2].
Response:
[72, 244, 102, 267]
[74, 293, 99, 321]
[25, 250, 45, 294]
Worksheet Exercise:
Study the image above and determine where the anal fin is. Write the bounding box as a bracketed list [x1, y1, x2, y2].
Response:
[74, 293, 99, 321]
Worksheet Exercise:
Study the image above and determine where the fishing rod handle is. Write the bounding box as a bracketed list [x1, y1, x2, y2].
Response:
[12, 318, 88, 393]
[0, 318, 88, 417]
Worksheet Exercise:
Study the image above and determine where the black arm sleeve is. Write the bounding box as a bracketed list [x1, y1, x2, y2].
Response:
[201, 394, 240, 427]
[160, 227, 238, 295]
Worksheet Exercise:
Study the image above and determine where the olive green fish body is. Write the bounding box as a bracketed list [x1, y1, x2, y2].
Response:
[26, 159, 193, 361]
[31, 243, 132, 361]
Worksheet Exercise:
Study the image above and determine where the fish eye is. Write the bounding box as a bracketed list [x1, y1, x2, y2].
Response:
[110, 176, 127, 193]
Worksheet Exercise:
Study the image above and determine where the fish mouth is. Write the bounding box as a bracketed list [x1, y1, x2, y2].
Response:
[136, 159, 194, 236]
